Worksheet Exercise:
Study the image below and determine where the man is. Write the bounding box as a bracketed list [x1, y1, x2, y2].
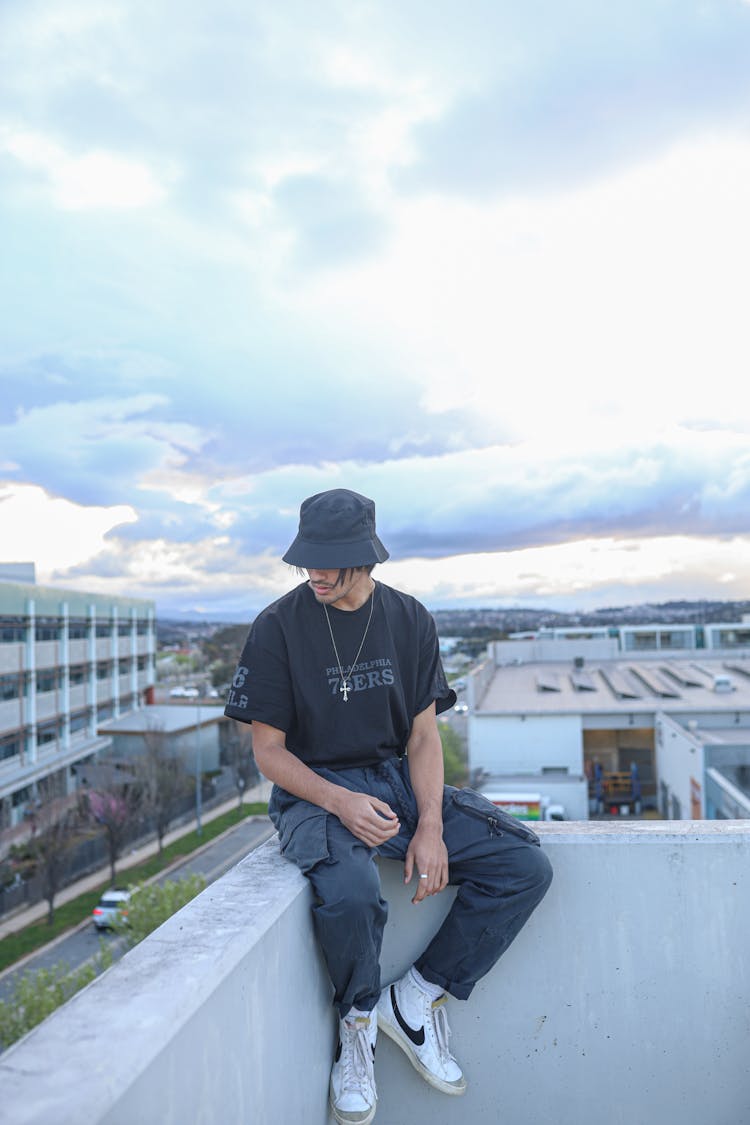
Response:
[225, 489, 552, 1125]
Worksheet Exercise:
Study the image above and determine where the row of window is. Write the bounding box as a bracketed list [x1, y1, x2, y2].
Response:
[0, 697, 136, 762]
[0, 660, 150, 701]
[0, 616, 153, 643]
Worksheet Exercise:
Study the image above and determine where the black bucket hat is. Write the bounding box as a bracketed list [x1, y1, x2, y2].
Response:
[282, 489, 390, 569]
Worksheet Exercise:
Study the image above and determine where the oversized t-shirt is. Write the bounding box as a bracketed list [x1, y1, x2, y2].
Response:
[223, 580, 456, 769]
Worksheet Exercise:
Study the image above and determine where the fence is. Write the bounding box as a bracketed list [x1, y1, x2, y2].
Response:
[0, 775, 233, 920]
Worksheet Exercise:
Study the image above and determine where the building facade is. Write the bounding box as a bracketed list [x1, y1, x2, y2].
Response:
[466, 626, 750, 821]
[0, 576, 155, 835]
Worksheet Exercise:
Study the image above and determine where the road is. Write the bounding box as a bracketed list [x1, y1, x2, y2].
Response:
[0, 814, 275, 1002]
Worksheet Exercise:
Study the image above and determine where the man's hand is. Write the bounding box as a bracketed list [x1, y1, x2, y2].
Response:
[404, 822, 449, 904]
[334, 790, 401, 848]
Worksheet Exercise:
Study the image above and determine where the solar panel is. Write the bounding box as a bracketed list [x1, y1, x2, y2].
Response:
[630, 665, 680, 698]
[599, 667, 641, 700]
[536, 672, 561, 692]
[724, 661, 750, 681]
[660, 663, 705, 688]
[570, 669, 597, 691]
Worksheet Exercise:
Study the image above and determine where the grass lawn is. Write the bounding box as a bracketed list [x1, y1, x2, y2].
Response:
[0, 803, 268, 974]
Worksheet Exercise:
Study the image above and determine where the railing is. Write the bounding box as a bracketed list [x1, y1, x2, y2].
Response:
[2, 820, 749, 1124]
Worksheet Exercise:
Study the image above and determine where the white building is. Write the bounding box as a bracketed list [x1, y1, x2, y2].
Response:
[0, 572, 156, 836]
[466, 627, 750, 820]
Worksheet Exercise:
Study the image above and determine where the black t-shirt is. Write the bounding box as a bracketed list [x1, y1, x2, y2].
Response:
[224, 580, 456, 769]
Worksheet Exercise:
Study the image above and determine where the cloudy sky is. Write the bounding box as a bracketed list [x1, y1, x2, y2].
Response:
[1, 0, 749, 618]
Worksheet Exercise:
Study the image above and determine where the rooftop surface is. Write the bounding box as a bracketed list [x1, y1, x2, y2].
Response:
[98, 704, 226, 734]
[478, 656, 750, 715]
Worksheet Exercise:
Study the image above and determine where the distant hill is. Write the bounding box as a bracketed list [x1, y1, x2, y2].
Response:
[157, 598, 750, 645]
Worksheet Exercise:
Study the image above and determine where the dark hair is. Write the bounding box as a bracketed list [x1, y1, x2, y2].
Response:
[294, 564, 375, 586]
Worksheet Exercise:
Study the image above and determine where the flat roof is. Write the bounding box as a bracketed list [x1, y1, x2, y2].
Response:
[693, 727, 750, 746]
[0, 578, 154, 617]
[99, 705, 226, 734]
[477, 656, 750, 716]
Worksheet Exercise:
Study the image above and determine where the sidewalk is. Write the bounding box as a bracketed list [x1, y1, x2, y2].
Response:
[0, 779, 272, 942]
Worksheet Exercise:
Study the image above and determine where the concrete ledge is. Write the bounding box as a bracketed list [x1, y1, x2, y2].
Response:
[0, 839, 332, 1125]
[2, 822, 750, 1125]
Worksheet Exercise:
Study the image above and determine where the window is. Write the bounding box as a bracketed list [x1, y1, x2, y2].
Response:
[69, 665, 86, 686]
[660, 631, 689, 650]
[37, 722, 60, 745]
[118, 622, 131, 636]
[136, 620, 150, 636]
[36, 670, 60, 694]
[0, 673, 24, 701]
[0, 617, 26, 643]
[1, 735, 21, 762]
[717, 629, 750, 648]
[68, 619, 88, 639]
[69, 710, 90, 734]
[118, 660, 131, 675]
[97, 662, 112, 680]
[95, 623, 112, 638]
[35, 618, 61, 641]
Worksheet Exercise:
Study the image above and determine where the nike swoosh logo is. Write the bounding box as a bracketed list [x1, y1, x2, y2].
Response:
[391, 985, 425, 1046]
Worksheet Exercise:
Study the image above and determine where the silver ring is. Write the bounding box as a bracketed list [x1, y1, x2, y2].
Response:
[419, 873, 428, 879]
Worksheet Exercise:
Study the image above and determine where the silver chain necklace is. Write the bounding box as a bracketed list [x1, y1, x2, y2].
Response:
[323, 587, 375, 702]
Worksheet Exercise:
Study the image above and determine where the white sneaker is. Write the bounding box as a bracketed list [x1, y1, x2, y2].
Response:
[377, 971, 466, 1096]
[329, 1009, 378, 1125]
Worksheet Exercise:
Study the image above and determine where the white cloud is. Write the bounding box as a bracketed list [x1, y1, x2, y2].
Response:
[0, 483, 136, 572]
[0, 127, 170, 209]
[384, 534, 750, 609]
[286, 134, 750, 449]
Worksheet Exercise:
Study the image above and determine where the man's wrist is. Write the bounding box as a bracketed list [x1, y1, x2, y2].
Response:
[416, 812, 443, 833]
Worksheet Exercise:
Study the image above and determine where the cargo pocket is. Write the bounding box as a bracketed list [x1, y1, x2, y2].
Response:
[276, 800, 330, 873]
[450, 787, 540, 846]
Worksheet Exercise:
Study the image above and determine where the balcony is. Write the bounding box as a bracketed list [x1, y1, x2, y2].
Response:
[1, 820, 748, 1124]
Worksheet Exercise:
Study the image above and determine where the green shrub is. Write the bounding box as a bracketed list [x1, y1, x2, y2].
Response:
[116, 874, 206, 948]
[0, 943, 113, 1049]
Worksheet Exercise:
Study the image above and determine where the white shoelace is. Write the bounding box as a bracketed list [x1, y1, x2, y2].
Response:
[429, 1001, 455, 1064]
[341, 1020, 376, 1097]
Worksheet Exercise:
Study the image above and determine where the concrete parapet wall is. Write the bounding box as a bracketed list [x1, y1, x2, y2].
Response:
[2, 821, 749, 1125]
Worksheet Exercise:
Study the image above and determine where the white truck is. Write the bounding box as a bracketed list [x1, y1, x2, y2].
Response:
[479, 789, 565, 822]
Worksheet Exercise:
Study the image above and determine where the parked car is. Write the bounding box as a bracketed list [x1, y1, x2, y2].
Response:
[169, 685, 200, 698]
[92, 888, 132, 930]
[453, 702, 469, 714]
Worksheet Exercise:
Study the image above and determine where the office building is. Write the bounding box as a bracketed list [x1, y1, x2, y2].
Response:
[0, 570, 155, 838]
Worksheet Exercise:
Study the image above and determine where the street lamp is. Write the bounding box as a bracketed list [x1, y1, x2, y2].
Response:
[195, 700, 202, 837]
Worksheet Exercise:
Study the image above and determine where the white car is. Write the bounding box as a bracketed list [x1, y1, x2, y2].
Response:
[169, 686, 200, 698]
[453, 702, 469, 714]
[92, 888, 132, 930]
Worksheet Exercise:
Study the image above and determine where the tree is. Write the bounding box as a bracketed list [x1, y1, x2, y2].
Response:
[88, 778, 139, 885]
[135, 725, 192, 854]
[224, 720, 259, 808]
[438, 723, 468, 787]
[28, 777, 81, 926]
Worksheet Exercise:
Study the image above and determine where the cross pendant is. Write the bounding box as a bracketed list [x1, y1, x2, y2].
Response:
[340, 678, 352, 701]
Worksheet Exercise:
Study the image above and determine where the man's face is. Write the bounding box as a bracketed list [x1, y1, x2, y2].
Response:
[307, 567, 372, 609]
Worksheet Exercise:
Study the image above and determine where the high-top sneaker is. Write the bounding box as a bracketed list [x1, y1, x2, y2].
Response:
[377, 971, 466, 1096]
[329, 1008, 378, 1125]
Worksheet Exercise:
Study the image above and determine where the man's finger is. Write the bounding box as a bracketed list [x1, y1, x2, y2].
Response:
[371, 797, 398, 821]
[412, 877, 428, 903]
